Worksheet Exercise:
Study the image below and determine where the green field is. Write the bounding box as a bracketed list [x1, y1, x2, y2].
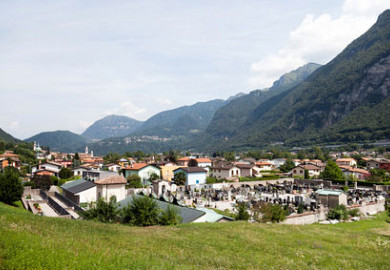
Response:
[0, 202, 389, 270]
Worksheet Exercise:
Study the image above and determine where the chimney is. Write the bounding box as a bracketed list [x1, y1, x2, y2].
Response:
[38, 160, 41, 170]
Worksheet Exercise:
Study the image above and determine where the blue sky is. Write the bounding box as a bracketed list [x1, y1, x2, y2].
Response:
[0, 0, 389, 139]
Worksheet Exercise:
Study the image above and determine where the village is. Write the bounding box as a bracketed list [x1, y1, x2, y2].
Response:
[1, 142, 387, 225]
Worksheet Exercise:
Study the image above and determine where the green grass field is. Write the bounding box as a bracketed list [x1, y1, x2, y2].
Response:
[0, 202, 389, 270]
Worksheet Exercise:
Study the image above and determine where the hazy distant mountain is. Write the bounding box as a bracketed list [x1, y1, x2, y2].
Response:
[82, 115, 143, 141]
[0, 128, 19, 143]
[25, 130, 88, 153]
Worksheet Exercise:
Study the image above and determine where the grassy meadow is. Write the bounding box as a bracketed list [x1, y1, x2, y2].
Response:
[0, 202, 389, 269]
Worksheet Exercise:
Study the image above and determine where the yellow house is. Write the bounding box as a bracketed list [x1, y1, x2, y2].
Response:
[160, 163, 183, 181]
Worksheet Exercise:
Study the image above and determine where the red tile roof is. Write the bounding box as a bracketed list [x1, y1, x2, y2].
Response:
[95, 175, 127, 185]
[123, 163, 149, 170]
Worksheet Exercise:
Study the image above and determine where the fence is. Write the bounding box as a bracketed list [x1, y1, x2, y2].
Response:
[39, 189, 47, 200]
[54, 192, 84, 212]
[47, 196, 70, 216]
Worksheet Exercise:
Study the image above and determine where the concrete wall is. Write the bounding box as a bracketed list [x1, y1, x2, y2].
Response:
[282, 200, 385, 225]
[97, 184, 126, 202]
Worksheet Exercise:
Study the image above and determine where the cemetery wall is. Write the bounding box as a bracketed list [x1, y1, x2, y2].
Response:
[282, 200, 385, 225]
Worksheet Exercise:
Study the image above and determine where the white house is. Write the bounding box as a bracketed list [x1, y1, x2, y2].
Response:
[292, 164, 321, 178]
[31, 161, 63, 177]
[174, 167, 207, 186]
[95, 175, 127, 202]
[104, 164, 122, 172]
[61, 179, 97, 205]
[195, 158, 212, 168]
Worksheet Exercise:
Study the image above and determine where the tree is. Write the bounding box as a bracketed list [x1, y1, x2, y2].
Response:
[304, 169, 310, 179]
[279, 158, 295, 173]
[235, 202, 250, 221]
[127, 175, 142, 188]
[159, 205, 182, 225]
[104, 152, 120, 163]
[188, 159, 198, 167]
[32, 175, 52, 190]
[321, 160, 345, 180]
[0, 167, 23, 205]
[149, 172, 159, 181]
[80, 196, 119, 223]
[59, 167, 72, 179]
[260, 203, 287, 223]
[122, 196, 160, 226]
[173, 172, 186, 186]
[224, 152, 235, 162]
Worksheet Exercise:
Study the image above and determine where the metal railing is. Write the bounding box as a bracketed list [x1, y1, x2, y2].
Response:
[47, 196, 70, 216]
[54, 192, 84, 212]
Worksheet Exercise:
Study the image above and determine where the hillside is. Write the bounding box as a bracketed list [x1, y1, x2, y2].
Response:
[87, 99, 226, 154]
[206, 63, 321, 138]
[134, 99, 225, 138]
[25, 130, 88, 153]
[208, 10, 390, 150]
[0, 127, 19, 143]
[82, 115, 143, 141]
[0, 203, 389, 269]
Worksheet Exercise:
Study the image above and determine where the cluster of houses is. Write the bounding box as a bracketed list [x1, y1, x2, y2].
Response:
[2, 144, 389, 224]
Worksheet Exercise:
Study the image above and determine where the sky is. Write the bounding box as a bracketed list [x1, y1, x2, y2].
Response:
[0, 0, 389, 139]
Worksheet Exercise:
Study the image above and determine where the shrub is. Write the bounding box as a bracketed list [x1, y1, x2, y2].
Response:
[127, 175, 142, 188]
[159, 205, 182, 225]
[348, 208, 360, 217]
[327, 205, 349, 220]
[260, 204, 287, 223]
[235, 202, 250, 221]
[122, 196, 160, 226]
[80, 196, 119, 223]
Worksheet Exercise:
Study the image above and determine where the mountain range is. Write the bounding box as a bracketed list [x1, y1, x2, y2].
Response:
[82, 115, 143, 141]
[2, 10, 390, 154]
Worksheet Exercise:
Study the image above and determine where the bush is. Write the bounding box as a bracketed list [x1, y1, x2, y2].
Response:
[260, 204, 287, 223]
[159, 205, 182, 225]
[80, 196, 119, 223]
[235, 202, 250, 221]
[327, 205, 349, 220]
[122, 196, 160, 226]
[127, 175, 142, 188]
[348, 208, 360, 217]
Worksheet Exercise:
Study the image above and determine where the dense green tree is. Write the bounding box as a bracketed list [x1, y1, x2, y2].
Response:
[104, 152, 120, 163]
[188, 159, 198, 167]
[127, 175, 143, 188]
[321, 160, 345, 181]
[235, 202, 250, 221]
[122, 196, 160, 226]
[0, 167, 23, 205]
[224, 152, 235, 162]
[279, 158, 296, 173]
[59, 167, 72, 179]
[304, 169, 310, 179]
[80, 196, 119, 223]
[327, 205, 349, 220]
[173, 172, 186, 186]
[260, 204, 287, 223]
[149, 172, 159, 181]
[159, 205, 182, 225]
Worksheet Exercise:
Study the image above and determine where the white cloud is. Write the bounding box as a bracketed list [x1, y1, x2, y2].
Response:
[156, 97, 173, 106]
[249, 0, 390, 89]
